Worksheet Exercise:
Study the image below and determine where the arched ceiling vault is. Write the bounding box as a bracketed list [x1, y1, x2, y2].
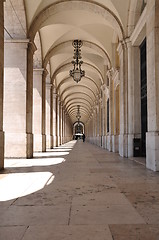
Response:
[57, 76, 100, 94]
[67, 106, 91, 115]
[52, 62, 104, 85]
[22, 0, 132, 124]
[67, 105, 91, 115]
[43, 40, 111, 68]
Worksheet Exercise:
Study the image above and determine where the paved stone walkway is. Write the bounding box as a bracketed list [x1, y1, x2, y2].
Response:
[0, 140, 159, 239]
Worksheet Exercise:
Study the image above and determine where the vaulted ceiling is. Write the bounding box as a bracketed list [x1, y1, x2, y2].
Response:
[4, 0, 142, 125]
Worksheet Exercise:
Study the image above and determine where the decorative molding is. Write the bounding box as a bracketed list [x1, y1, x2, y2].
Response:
[4, 39, 29, 43]
[33, 68, 44, 73]
[4, 39, 30, 49]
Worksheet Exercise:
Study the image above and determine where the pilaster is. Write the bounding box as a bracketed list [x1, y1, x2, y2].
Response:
[4, 39, 30, 158]
[126, 39, 142, 157]
[112, 70, 120, 153]
[53, 90, 57, 147]
[0, 0, 4, 168]
[26, 41, 37, 158]
[56, 95, 60, 147]
[33, 68, 43, 152]
[46, 79, 52, 149]
[146, 1, 159, 171]
[42, 69, 48, 152]
[117, 41, 128, 157]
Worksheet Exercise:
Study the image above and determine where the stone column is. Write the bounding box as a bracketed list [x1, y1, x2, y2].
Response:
[127, 40, 141, 157]
[112, 70, 120, 153]
[46, 80, 51, 149]
[146, 0, 159, 171]
[117, 41, 128, 157]
[26, 41, 37, 158]
[0, 0, 4, 169]
[99, 98, 102, 147]
[103, 93, 107, 149]
[33, 68, 43, 151]
[108, 72, 114, 151]
[53, 90, 57, 147]
[95, 105, 99, 146]
[59, 101, 63, 145]
[64, 112, 67, 142]
[127, 40, 134, 156]
[92, 108, 96, 144]
[4, 39, 31, 158]
[102, 87, 108, 149]
[50, 85, 53, 148]
[62, 108, 65, 144]
[62, 106, 65, 144]
[56, 95, 60, 146]
[42, 70, 48, 152]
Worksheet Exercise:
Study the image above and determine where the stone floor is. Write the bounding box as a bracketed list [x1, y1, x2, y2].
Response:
[0, 140, 159, 239]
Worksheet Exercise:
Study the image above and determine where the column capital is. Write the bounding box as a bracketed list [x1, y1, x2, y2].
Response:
[33, 68, 44, 75]
[101, 84, 106, 92]
[125, 38, 132, 48]
[60, 100, 64, 107]
[114, 72, 120, 90]
[28, 40, 37, 54]
[117, 40, 126, 56]
[46, 83, 52, 89]
[102, 84, 109, 98]
[53, 93, 57, 99]
[43, 68, 48, 78]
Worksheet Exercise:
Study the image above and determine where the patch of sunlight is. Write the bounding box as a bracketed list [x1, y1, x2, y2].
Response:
[5, 158, 66, 168]
[34, 151, 69, 157]
[0, 172, 55, 201]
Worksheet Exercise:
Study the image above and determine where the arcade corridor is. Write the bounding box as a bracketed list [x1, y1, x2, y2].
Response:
[0, 141, 159, 239]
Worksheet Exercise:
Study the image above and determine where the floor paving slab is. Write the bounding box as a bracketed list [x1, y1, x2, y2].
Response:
[0, 140, 159, 239]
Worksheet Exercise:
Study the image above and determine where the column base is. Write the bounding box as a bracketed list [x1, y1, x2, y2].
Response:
[107, 135, 112, 152]
[0, 131, 4, 170]
[104, 136, 107, 149]
[33, 134, 42, 152]
[112, 135, 119, 153]
[42, 134, 46, 152]
[27, 133, 33, 158]
[128, 134, 134, 157]
[101, 136, 105, 148]
[97, 136, 101, 147]
[146, 132, 159, 171]
[95, 136, 98, 146]
[119, 134, 128, 157]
